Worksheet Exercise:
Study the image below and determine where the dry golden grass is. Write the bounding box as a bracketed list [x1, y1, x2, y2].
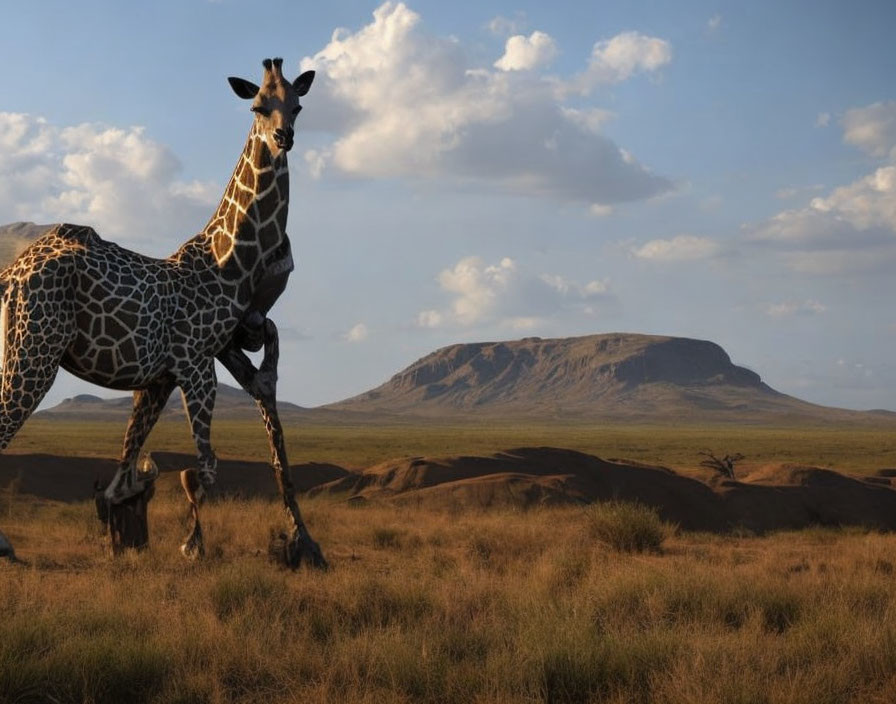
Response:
[5, 491, 896, 703]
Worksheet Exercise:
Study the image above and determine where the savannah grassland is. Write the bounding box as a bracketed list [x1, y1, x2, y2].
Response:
[3, 419, 896, 703]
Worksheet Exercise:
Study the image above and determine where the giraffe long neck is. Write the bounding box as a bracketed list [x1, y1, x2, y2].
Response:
[174, 122, 289, 296]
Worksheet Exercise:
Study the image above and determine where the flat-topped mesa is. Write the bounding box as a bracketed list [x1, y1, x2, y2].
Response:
[608, 337, 761, 388]
[383, 333, 762, 397]
[326, 332, 880, 422]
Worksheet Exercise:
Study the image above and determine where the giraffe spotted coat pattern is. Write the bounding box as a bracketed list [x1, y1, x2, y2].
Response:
[0, 58, 323, 564]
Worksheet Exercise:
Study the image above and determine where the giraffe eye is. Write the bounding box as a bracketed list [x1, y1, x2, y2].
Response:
[251, 105, 271, 117]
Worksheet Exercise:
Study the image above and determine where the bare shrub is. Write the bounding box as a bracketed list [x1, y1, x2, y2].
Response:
[699, 451, 745, 479]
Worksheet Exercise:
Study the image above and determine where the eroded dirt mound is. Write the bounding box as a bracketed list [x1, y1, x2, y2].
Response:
[311, 447, 896, 533]
[3, 447, 895, 533]
[311, 447, 726, 529]
[0, 452, 348, 503]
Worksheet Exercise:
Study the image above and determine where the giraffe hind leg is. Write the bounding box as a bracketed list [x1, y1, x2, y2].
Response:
[0, 286, 74, 562]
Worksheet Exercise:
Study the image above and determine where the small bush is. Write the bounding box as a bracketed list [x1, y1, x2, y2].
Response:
[467, 535, 494, 568]
[586, 501, 670, 553]
[372, 527, 402, 549]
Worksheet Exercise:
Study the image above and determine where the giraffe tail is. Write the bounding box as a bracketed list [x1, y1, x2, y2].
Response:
[0, 280, 10, 380]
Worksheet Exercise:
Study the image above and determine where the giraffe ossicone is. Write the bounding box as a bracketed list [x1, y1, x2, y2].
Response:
[0, 58, 325, 567]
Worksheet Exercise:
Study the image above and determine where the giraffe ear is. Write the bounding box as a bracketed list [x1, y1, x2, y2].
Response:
[292, 70, 315, 97]
[228, 77, 259, 100]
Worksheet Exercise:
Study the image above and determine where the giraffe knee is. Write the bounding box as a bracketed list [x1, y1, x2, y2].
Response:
[198, 454, 218, 488]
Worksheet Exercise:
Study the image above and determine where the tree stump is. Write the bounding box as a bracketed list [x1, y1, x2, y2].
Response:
[94, 480, 155, 554]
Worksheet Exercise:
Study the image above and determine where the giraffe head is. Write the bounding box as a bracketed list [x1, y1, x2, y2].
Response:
[228, 58, 314, 157]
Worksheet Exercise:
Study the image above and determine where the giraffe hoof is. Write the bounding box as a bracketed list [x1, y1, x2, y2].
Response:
[139, 455, 159, 481]
[103, 462, 158, 505]
[180, 522, 205, 560]
[273, 530, 328, 570]
[180, 539, 205, 560]
[0, 531, 23, 565]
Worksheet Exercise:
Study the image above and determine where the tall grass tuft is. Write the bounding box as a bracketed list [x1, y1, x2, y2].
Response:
[585, 500, 672, 553]
[209, 564, 282, 619]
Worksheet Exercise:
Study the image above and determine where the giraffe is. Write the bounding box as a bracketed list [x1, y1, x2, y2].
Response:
[0, 58, 325, 567]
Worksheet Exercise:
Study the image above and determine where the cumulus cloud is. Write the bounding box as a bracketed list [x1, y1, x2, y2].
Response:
[588, 203, 614, 217]
[494, 31, 557, 71]
[486, 14, 525, 37]
[630, 234, 721, 261]
[753, 168, 896, 245]
[0, 112, 217, 249]
[343, 322, 369, 342]
[765, 300, 826, 318]
[842, 101, 896, 159]
[417, 255, 612, 329]
[746, 101, 896, 274]
[300, 3, 672, 208]
[775, 184, 824, 200]
[706, 15, 722, 33]
[562, 107, 616, 134]
[567, 31, 672, 95]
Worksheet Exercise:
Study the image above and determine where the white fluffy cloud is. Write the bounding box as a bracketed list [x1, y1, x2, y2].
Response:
[343, 322, 370, 342]
[417, 255, 611, 329]
[747, 101, 896, 274]
[486, 14, 525, 37]
[748, 165, 896, 272]
[300, 3, 672, 208]
[0, 112, 217, 248]
[631, 234, 721, 261]
[567, 31, 672, 95]
[766, 300, 826, 318]
[842, 101, 896, 159]
[494, 31, 557, 71]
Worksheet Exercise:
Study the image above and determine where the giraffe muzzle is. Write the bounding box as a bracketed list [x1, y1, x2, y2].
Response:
[274, 127, 294, 151]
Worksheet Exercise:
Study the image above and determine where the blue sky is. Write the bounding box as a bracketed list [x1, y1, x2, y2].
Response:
[1, 1, 895, 411]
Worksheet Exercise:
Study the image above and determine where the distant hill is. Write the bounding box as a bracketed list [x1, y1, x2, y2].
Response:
[326, 333, 892, 424]
[36, 383, 311, 421]
[0, 222, 53, 268]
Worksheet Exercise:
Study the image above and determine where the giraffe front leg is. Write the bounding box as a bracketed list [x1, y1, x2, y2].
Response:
[219, 320, 326, 569]
[179, 468, 205, 559]
[103, 379, 175, 505]
[178, 361, 217, 560]
[258, 390, 327, 569]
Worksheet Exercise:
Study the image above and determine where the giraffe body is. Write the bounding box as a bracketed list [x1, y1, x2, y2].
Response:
[0, 58, 323, 564]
